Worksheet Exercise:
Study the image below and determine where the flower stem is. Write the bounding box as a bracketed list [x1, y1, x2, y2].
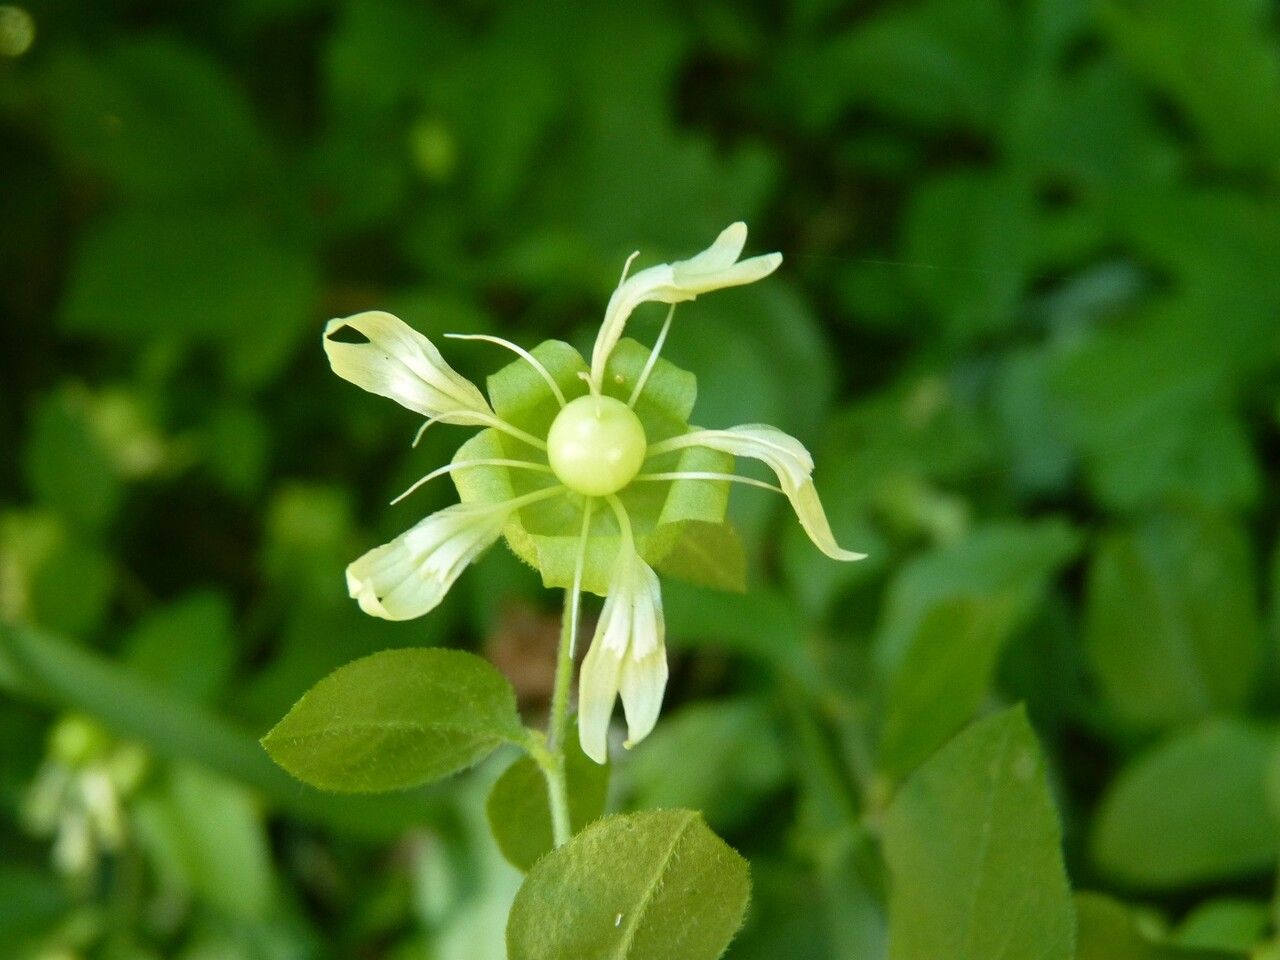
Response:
[542, 586, 580, 847]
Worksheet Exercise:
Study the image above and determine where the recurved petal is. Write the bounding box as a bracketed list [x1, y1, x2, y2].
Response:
[345, 501, 509, 620]
[589, 223, 781, 389]
[676, 221, 747, 274]
[670, 424, 864, 562]
[787, 477, 868, 562]
[324, 311, 493, 423]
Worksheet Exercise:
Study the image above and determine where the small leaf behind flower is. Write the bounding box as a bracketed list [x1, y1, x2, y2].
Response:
[487, 732, 609, 872]
[262, 648, 524, 793]
[653, 521, 747, 593]
[506, 809, 749, 960]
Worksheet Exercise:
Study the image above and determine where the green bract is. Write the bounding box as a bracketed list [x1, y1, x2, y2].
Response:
[453, 338, 733, 596]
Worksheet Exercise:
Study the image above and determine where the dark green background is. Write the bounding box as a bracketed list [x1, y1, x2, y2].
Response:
[2, 1, 1279, 957]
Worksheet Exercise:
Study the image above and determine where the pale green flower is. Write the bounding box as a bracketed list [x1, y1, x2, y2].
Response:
[324, 223, 863, 762]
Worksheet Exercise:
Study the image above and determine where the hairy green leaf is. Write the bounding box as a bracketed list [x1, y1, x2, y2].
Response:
[506, 809, 749, 960]
[262, 648, 524, 793]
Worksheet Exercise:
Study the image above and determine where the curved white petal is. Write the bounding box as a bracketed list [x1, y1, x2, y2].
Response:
[345, 501, 509, 620]
[324, 311, 494, 423]
[589, 223, 782, 389]
[577, 548, 667, 763]
[577, 631, 623, 765]
[666, 425, 866, 562]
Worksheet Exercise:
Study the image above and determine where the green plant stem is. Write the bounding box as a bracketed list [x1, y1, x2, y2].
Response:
[541, 587, 578, 846]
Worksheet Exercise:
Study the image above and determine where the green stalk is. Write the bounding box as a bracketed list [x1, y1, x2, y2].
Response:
[541, 587, 578, 847]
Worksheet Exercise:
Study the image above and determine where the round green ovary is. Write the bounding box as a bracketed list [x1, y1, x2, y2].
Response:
[546, 395, 648, 497]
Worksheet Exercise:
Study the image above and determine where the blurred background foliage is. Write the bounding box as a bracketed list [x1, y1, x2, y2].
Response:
[1, 0, 1279, 957]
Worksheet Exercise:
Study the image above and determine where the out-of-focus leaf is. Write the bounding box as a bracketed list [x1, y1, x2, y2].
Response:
[781, 0, 1019, 131]
[486, 735, 608, 872]
[904, 171, 1037, 341]
[60, 209, 317, 382]
[1083, 511, 1260, 729]
[134, 763, 274, 919]
[882, 707, 1074, 960]
[0, 512, 114, 636]
[1092, 721, 1277, 889]
[1076, 894, 1244, 960]
[1100, 0, 1280, 169]
[124, 592, 235, 705]
[43, 37, 270, 198]
[625, 698, 787, 833]
[506, 809, 749, 960]
[23, 386, 122, 531]
[875, 520, 1080, 775]
[0, 866, 67, 953]
[262, 649, 525, 793]
[1175, 900, 1269, 952]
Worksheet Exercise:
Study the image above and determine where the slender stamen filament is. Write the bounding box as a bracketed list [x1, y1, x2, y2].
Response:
[568, 498, 595, 658]
[445, 333, 567, 408]
[627, 304, 676, 408]
[604, 493, 635, 552]
[618, 250, 640, 286]
[631, 471, 783, 494]
[505, 484, 569, 511]
[412, 418, 437, 447]
[472, 413, 549, 451]
[390, 459, 554, 505]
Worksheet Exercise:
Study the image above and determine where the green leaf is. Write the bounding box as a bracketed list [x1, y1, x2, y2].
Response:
[506, 809, 749, 960]
[23, 386, 123, 531]
[0, 512, 115, 636]
[875, 521, 1081, 776]
[134, 763, 274, 919]
[1099, 0, 1280, 169]
[262, 648, 524, 793]
[43, 37, 270, 199]
[1083, 510, 1261, 730]
[124, 592, 234, 705]
[1076, 893, 1244, 960]
[882, 707, 1074, 960]
[487, 735, 609, 872]
[60, 209, 317, 382]
[652, 521, 747, 593]
[1175, 900, 1269, 952]
[904, 171, 1037, 341]
[1092, 720, 1277, 889]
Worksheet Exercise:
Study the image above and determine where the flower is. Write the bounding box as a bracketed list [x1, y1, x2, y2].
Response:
[325, 223, 863, 762]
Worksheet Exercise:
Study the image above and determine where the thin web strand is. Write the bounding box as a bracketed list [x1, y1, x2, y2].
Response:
[445, 333, 566, 407]
[390, 459, 554, 505]
[627, 304, 676, 408]
[632, 471, 783, 494]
